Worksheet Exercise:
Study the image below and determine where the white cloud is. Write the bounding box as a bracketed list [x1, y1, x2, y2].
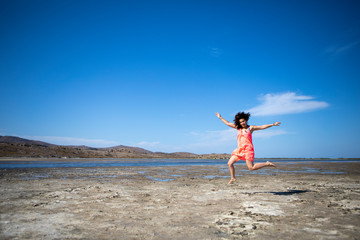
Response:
[136, 141, 160, 148]
[182, 128, 290, 154]
[247, 92, 329, 116]
[252, 129, 292, 139]
[179, 129, 235, 152]
[190, 128, 289, 144]
[190, 129, 237, 144]
[25, 136, 119, 148]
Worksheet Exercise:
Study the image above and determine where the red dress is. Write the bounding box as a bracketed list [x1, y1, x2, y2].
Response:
[231, 127, 254, 162]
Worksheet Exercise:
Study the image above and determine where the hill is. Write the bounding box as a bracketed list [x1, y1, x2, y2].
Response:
[0, 136, 230, 159]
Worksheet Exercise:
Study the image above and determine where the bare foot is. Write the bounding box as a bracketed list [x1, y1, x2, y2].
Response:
[266, 161, 276, 167]
[228, 178, 236, 184]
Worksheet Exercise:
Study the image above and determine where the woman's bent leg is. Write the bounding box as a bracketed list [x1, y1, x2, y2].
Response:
[227, 156, 238, 184]
[246, 160, 276, 171]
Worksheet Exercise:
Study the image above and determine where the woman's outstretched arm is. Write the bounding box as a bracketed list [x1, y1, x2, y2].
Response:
[251, 122, 281, 132]
[215, 112, 236, 129]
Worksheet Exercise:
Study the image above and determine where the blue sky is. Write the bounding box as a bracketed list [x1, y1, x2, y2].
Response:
[1, 0, 360, 158]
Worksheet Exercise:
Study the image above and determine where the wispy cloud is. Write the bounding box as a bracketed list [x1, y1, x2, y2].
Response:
[25, 136, 119, 147]
[325, 40, 360, 57]
[253, 129, 293, 139]
[130, 129, 291, 154]
[136, 141, 160, 148]
[209, 47, 222, 57]
[190, 129, 236, 144]
[247, 92, 329, 116]
[188, 128, 289, 147]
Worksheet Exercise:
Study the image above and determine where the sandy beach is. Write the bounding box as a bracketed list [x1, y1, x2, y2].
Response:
[0, 161, 359, 239]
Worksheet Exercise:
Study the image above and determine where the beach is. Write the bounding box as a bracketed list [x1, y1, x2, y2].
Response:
[0, 160, 359, 239]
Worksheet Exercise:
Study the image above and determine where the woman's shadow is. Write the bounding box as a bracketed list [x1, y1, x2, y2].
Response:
[268, 189, 309, 195]
[244, 189, 310, 196]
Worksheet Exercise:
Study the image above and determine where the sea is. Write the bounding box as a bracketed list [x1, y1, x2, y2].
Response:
[0, 158, 359, 169]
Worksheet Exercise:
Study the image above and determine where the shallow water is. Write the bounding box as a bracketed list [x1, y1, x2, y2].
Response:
[0, 159, 357, 182]
[1, 158, 359, 169]
[0, 159, 227, 168]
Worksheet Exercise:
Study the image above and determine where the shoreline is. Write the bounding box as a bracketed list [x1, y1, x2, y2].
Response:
[0, 157, 359, 162]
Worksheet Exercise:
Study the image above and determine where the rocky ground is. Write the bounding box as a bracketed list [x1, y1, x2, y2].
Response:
[0, 161, 359, 239]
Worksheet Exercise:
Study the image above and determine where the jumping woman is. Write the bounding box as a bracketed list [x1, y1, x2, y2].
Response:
[215, 112, 281, 184]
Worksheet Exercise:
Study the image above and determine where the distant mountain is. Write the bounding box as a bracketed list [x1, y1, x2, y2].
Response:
[102, 145, 153, 154]
[0, 136, 230, 159]
[0, 136, 54, 147]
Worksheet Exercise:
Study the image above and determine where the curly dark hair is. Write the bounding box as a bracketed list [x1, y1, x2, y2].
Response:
[234, 112, 251, 129]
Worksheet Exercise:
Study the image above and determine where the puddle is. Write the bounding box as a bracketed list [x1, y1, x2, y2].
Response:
[94, 175, 119, 178]
[23, 174, 52, 180]
[203, 175, 228, 179]
[169, 174, 183, 177]
[146, 176, 174, 182]
[72, 176, 88, 179]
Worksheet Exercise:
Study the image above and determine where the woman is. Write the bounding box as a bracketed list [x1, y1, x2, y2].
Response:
[215, 112, 281, 184]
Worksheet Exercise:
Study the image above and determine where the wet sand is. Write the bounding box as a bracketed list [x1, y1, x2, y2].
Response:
[0, 161, 359, 239]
